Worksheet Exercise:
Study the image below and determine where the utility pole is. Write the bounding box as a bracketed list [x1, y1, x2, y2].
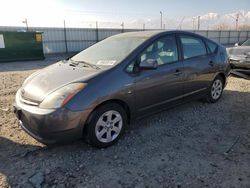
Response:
[22, 18, 28, 31]
[197, 16, 201, 30]
[160, 11, 163, 29]
[236, 13, 239, 30]
[63, 20, 68, 53]
[121, 22, 124, 32]
[143, 23, 145, 31]
[163, 24, 166, 30]
[192, 17, 196, 30]
[228, 13, 240, 30]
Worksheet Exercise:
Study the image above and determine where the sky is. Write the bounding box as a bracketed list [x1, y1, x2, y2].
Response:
[0, 0, 249, 28]
[65, 0, 250, 19]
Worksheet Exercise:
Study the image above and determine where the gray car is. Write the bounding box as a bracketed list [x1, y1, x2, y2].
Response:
[227, 39, 250, 69]
[14, 30, 230, 147]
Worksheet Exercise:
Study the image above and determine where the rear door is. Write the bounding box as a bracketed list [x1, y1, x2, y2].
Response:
[135, 34, 184, 115]
[178, 34, 216, 96]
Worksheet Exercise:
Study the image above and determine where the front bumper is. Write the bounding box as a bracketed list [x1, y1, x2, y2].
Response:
[13, 89, 92, 144]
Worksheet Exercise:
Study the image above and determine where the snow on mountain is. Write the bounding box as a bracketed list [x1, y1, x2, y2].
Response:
[124, 10, 250, 30]
[200, 13, 219, 20]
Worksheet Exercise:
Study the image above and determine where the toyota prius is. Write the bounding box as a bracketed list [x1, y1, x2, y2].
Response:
[14, 30, 230, 147]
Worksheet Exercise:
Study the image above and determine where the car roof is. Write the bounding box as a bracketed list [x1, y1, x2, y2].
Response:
[110, 30, 221, 48]
[113, 30, 203, 39]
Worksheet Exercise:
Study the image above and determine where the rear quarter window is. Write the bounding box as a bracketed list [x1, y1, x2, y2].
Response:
[206, 40, 218, 54]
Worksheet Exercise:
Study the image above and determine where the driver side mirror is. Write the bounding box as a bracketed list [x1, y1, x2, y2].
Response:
[139, 59, 158, 70]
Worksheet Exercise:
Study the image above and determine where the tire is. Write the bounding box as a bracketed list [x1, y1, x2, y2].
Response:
[205, 75, 224, 103]
[85, 103, 127, 148]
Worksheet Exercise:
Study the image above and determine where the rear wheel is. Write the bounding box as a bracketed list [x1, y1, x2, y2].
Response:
[206, 76, 224, 103]
[85, 103, 127, 148]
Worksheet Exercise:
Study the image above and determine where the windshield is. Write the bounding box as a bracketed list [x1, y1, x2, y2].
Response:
[242, 39, 250, 46]
[71, 34, 147, 67]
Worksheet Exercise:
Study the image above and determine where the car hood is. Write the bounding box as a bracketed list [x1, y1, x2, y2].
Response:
[227, 46, 250, 56]
[21, 61, 102, 103]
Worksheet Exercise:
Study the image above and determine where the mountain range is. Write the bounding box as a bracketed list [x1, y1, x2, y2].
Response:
[119, 10, 250, 30]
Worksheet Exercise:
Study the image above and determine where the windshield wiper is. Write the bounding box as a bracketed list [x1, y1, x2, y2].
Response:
[69, 59, 100, 70]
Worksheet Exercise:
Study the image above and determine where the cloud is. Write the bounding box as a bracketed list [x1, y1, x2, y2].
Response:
[0, 5, 249, 30]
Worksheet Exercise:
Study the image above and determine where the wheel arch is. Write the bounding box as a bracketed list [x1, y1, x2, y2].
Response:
[84, 99, 131, 130]
[98, 99, 131, 123]
[214, 72, 226, 87]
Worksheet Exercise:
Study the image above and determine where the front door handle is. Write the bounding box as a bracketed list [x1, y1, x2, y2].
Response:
[173, 69, 182, 76]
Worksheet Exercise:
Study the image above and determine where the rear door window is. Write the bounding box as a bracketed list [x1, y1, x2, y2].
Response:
[205, 40, 217, 54]
[180, 35, 207, 59]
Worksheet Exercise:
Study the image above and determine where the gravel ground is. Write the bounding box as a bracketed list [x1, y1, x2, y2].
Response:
[0, 57, 250, 188]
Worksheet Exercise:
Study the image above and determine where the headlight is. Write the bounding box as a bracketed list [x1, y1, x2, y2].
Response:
[39, 83, 86, 109]
[22, 70, 41, 87]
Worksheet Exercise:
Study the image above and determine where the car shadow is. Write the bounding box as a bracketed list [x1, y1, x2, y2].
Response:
[230, 72, 250, 80]
[0, 89, 250, 187]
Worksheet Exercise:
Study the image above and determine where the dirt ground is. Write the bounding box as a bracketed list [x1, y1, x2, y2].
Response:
[0, 57, 250, 188]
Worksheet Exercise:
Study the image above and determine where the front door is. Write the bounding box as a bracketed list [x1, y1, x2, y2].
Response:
[135, 34, 184, 116]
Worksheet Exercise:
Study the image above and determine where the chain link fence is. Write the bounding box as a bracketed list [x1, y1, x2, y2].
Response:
[0, 26, 249, 54]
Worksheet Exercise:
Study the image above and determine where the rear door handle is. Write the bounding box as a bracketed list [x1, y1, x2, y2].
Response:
[209, 61, 214, 66]
[173, 69, 182, 76]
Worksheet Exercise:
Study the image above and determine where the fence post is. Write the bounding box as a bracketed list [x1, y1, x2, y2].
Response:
[63, 20, 68, 53]
[218, 30, 221, 43]
[228, 30, 231, 46]
[237, 31, 241, 43]
[95, 21, 99, 43]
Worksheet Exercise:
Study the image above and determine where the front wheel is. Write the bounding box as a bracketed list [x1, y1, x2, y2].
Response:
[206, 76, 224, 103]
[85, 103, 127, 148]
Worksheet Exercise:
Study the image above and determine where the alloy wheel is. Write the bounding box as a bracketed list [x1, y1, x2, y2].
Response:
[95, 110, 123, 143]
[211, 79, 223, 100]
